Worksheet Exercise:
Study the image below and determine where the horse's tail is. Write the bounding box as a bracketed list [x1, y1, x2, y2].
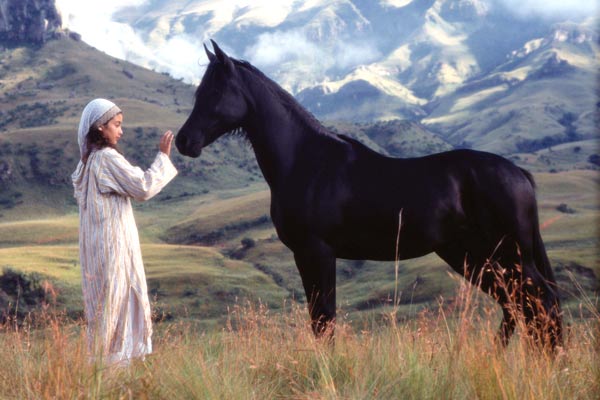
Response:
[519, 167, 555, 282]
[532, 219, 556, 284]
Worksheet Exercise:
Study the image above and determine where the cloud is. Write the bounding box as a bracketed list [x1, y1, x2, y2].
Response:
[147, 34, 208, 82]
[336, 42, 381, 70]
[245, 30, 317, 66]
[244, 29, 381, 91]
[493, 0, 598, 20]
[55, 0, 149, 59]
[55, 0, 207, 83]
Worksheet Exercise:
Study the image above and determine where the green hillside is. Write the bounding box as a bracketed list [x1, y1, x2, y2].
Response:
[0, 37, 262, 220]
[0, 36, 597, 329]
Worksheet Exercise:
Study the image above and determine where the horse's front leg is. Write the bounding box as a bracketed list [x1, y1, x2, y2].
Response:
[293, 239, 336, 338]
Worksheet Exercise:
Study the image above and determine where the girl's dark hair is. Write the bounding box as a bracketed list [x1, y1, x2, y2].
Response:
[82, 121, 121, 163]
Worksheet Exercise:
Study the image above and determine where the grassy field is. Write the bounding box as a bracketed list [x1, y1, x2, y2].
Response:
[0, 286, 597, 399]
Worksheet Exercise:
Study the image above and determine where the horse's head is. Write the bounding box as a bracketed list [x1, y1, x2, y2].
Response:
[176, 40, 248, 158]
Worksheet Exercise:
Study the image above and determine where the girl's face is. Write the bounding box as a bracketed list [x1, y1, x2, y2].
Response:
[99, 113, 123, 145]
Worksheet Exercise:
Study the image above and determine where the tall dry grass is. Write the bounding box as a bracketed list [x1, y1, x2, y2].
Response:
[0, 282, 598, 399]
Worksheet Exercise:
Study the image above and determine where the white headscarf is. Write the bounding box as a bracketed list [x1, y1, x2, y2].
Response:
[77, 98, 122, 158]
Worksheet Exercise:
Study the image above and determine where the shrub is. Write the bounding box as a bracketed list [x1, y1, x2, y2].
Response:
[588, 154, 600, 167]
[45, 63, 77, 81]
[0, 267, 54, 323]
[241, 237, 256, 249]
[556, 203, 576, 214]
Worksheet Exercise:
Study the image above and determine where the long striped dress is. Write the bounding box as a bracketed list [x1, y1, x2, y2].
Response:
[72, 147, 177, 364]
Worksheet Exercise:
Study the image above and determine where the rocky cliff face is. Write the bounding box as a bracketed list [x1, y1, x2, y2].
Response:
[0, 0, 62, 44]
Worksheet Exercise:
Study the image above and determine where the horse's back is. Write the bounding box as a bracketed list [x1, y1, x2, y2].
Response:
[336, 145, 536, 251]
[345, 144, 533, 202]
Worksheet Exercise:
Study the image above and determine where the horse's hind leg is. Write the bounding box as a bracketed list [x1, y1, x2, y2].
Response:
[482, 244, 562, 350]
[435, 244, 516, 346]
[517, 260, 563, 349]
[293, 239, 337, 338]
[491, 228, 562, 349]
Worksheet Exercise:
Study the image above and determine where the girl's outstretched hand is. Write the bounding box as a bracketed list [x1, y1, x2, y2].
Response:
[160, 130, 174, 157]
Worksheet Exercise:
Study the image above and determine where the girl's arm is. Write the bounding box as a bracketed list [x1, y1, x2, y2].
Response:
[97, 131, 178, 201]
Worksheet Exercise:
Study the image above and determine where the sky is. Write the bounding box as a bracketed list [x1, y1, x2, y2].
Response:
[54, 0, 598, 85]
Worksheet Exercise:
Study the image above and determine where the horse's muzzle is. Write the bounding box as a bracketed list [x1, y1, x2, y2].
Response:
[175, 132, 203, 158]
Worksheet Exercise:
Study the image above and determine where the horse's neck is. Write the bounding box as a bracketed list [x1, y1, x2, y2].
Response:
[244, 91, 330, 189]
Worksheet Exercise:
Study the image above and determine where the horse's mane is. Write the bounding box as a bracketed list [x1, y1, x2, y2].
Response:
[231, 58, 341, 141]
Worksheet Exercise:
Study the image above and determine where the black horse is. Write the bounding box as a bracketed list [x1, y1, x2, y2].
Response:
[176, 41, 562, 349]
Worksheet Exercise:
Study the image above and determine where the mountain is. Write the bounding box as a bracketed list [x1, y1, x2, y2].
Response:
[64, 0, 599, 156]
[423, 19, 599, 153]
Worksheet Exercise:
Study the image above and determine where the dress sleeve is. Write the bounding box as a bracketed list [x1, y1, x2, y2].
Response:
[97, 149, 178, 201]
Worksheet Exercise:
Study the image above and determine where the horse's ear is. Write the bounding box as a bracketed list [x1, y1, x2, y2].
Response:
[211, 40, 234, 72]
[204, 43, 216, 62]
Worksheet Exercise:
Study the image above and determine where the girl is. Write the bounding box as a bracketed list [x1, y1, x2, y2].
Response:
[72, 98, 177, 365]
